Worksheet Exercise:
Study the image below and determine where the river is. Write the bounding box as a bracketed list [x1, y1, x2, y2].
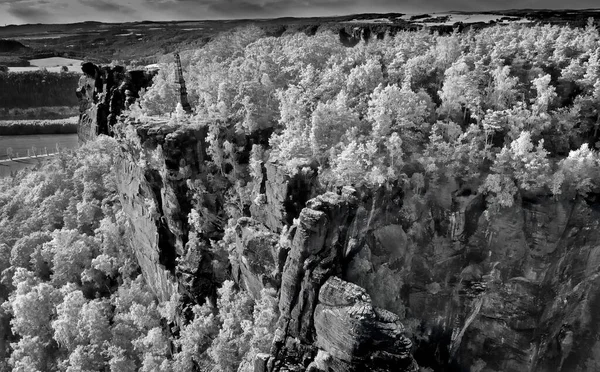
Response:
[0, 134, 78, 177]
[0, 133, 78, 160]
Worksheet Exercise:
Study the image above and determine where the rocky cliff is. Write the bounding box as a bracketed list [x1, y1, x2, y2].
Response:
[110, 120, 420, 371]
[76, 62, 156, 143]
[78, 66, 600, 372]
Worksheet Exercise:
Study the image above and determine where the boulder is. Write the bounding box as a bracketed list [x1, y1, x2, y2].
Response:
[231, 217, 280, 299]
[314, 277, 418, 372]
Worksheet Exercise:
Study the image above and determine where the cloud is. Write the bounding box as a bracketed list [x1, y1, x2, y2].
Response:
[7, 5, 50, 19]
[79, 0, 135, 14]
[142, 0, 365, 18]
[2, 0, 53, 22]
[3, 0, 600, 25]
[206, 0, 272, 15]
[143, 0, 600, 16]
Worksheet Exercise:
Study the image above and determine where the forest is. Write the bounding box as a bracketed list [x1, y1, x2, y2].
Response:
[0, 70, 80, 109]
[136, 21, 600, 207]
[1, 20, 600, 371]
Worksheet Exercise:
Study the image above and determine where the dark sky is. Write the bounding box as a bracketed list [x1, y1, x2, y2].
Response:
[0, 0, 598, 25]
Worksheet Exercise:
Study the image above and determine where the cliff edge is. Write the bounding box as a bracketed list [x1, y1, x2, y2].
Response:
[77, 63, 600, 372]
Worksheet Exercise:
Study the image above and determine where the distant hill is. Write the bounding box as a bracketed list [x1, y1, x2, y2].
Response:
[0, 9, 599, 63]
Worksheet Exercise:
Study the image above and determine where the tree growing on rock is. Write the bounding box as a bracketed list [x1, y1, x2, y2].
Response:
[554, 143, 600, 198]
[480, 131, 550, 208]
[309, 92, 360, 162]
[208, 280, 254, 372]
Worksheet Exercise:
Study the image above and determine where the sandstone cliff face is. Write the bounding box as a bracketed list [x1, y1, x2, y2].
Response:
[313, 277, 417, 372]
[237, 178, 600, 372]
[78, 67, 600, 372]
[113, 121, 221, 310]
[339, 192, 600, 372]
[77, 62, 156, 143]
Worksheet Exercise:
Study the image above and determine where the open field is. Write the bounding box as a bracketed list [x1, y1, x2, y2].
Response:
[6, 56, 83, 72]
[29, 56, 83, 67]
[8, 65, 82, 72]
[7, 56, 83, 72]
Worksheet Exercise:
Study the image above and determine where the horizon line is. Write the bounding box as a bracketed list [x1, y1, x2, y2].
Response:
[2, 7, 600, 28]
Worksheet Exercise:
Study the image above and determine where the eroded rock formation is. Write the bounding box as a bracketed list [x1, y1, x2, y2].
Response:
[110, 118, 420, 370]
[312, 276, 418, 372]
[114, 121, 218, 308]
[78, 66, 600, 371]
[76, 62, 156, 143]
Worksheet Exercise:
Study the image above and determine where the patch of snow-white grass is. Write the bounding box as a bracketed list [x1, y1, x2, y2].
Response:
[344, 18, 393, 24]
[29, 57, 83, 67]
[418, 13, 530, 26]
[505, 18, 533, 24]
[144, 63, 161, 70]
[396, 14, 413, 20]
[8, 65, 82, 73]
[16, 35, 66, 40]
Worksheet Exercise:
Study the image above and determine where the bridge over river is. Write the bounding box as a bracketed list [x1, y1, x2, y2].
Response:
[0, 133, 78, 177]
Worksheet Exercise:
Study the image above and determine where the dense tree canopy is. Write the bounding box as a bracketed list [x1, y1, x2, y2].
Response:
[137, 21, 600, 206]
[0, 137, 277, 371]
[4, 20, 600, 371]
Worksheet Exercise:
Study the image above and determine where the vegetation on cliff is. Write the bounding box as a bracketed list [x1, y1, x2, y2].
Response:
[3, 19, 600, 372]
[136, 22, 600, 209]
[0, 138, 278, 371]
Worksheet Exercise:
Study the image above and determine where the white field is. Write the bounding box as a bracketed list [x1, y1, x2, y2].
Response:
[421, 13, 520, 26]
[397, 13, 531, 26]
[344, 18, 393, 24]
[8, 57, 84, 73]
[29, 57, 83, 67]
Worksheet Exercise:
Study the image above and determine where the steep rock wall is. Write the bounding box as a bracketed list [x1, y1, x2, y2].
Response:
[338, 192, 600, 372]
[113, 121, 223, 309]
[106, 118, 600, 371]
[78, 65, 600, 372]
[109, 118, 420, 370]
[240, 175, 600, 372]
[76, 62, 156, 143]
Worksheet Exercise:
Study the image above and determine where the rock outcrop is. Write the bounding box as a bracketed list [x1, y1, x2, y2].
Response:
[250, 160, 320, 232]
[231, 217, 280, 299]
[240, 190, 418, 372]
[113, 121, 224, 311]
[76, 62, 156, 143]
[312, 276, 418, 372]
[110, 118, 420, 369]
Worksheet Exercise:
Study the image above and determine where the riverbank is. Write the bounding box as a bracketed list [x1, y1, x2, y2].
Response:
[0, 117, 77, 135]
[0, 133, 78, 161]
[0, 154, 56, 178]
